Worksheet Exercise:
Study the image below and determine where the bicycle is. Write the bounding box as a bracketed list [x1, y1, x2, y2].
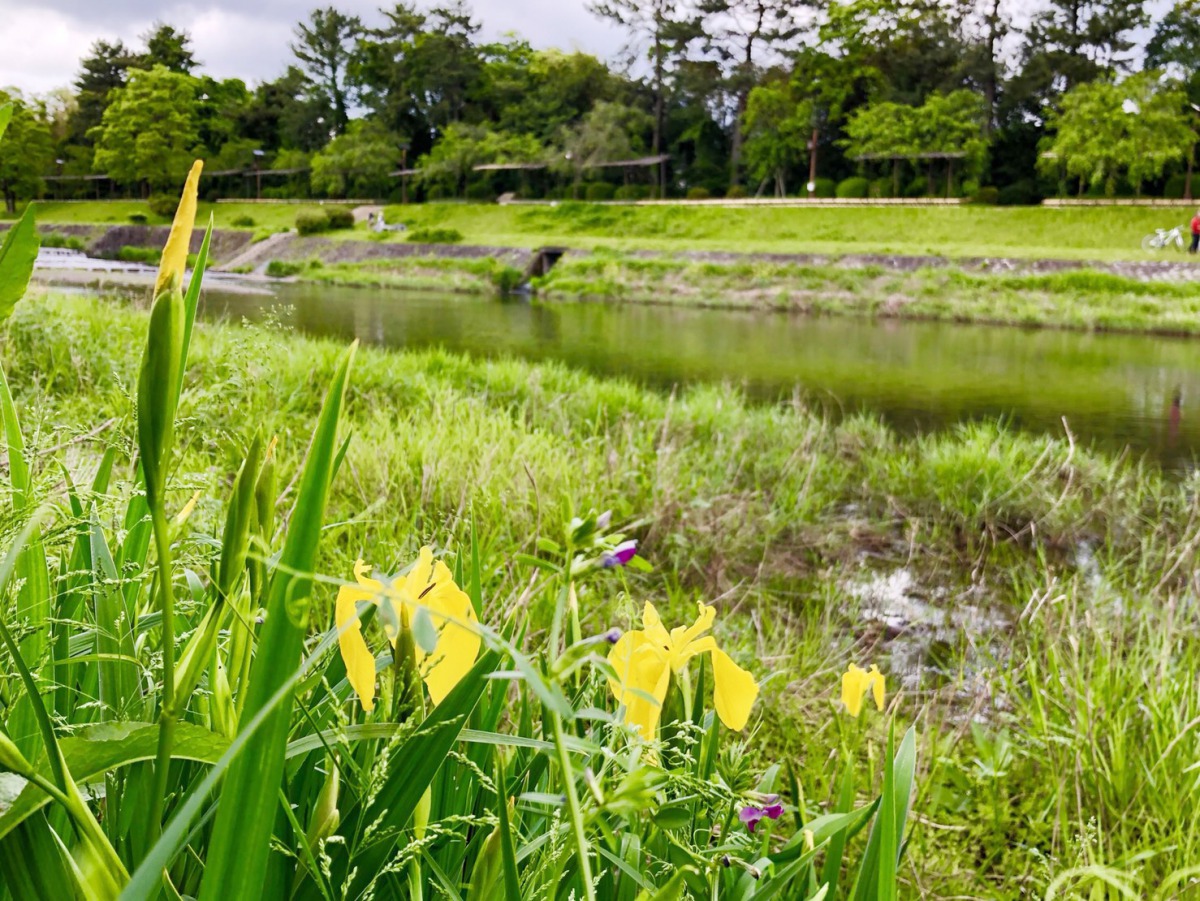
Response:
[1142, 225, 1187, 252]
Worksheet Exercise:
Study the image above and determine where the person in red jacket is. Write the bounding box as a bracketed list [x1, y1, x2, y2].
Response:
[1191, 210, 1200, 253]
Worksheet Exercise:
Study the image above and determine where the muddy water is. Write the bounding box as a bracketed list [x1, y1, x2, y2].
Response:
[194, 281, 1200, 471]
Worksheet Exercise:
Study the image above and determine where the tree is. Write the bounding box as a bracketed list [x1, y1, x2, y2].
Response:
[915, 90, 988, 190]
[555, 101, 653, 195]
[842, 100, 919, 194]
[353, 1, 485, 149]
[310, 120, 402, 197]
[1017, 0, 1148, 111]
[91, 66, 198, 192]
[698, 0, 804, 187]
[742, 80, 810, 196]
[139, 23, 199, 74]
[240, 67, 330, 153]
[0, 92, 53, 212]
[1147, 0, 1200, 79]
[416, 124, 542, 197]
[588, 0, 703, 194]
[1040, 74, 1194, 196]
[70, 39, 133, 145]
[292, 7, 363, 135]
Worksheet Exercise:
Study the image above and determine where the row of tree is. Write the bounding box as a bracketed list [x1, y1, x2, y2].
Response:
[3, 0, 1200, 209]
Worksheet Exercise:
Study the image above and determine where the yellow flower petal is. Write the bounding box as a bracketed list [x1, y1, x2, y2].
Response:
[710, 647, 758, 731]
[672, 602, 715, 651]
[336, 571, 379, 713]
[841, 664, 865, 717]
[608, 630, 670, 739]
[641, 601, 671, 647]
[155, 159, 203, 297]
[869, 665, 886, 712]
[412, 576, 480, 706]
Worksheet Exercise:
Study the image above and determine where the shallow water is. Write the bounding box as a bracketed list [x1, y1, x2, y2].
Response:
[197, 282, 1200, 470]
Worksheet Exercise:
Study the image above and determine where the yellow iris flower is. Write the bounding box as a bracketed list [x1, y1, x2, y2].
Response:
[608, 601, 758, 740]
[155, 159, 203, 297]
[336, 547, 480, 712]
[840, 663, 886, 717]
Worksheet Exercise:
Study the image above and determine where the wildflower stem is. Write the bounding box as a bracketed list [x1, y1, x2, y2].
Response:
[147, 507, 177, 845]
[551, 711, 595, 901]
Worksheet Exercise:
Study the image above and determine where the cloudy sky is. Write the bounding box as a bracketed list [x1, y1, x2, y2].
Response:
[0, 1, 1171, 98]
[0, 0, 629, 96]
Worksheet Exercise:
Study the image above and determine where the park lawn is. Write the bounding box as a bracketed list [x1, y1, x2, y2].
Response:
[24, 198, 1200, 262]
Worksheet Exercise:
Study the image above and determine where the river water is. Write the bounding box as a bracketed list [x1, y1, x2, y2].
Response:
[198, 281, 1200, 470]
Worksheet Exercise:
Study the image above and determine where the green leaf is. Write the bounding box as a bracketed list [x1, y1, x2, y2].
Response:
[197, 344, 356, 901]
[411, 605, 439, 654]
[0, 204, 37, 324]
[0, 104, 12, 142]
[0, 722, 229, 842]
[346, 648, 503, 897]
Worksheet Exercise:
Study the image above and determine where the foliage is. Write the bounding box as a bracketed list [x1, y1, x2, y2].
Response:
[1041, 73, 1195, 195]
[836, 176, 869, 198]
[0, 93, 53, 213]
[416, 123, 542, 198]
[407, 226, 463, 243]
[743, 80, 812, 197]
[291, 7, 362, 134]
[0, 165, 919, 901]
[295, 210, 333, 235]
[91, 65, 199, 190]
[309, 120, 400, 198]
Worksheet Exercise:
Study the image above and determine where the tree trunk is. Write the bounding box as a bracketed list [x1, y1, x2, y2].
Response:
[1187, 151, 1195, 202]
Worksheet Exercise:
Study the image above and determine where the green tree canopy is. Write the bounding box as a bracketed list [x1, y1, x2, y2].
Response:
[0, 92, 53, 212]
[416, 123, 543, 197]
[555, 101, 653, 190]
[742, 80, 811, 196]
[292, 7, 363, 135]
[139, 22, 199, 74]
[91, 65, 199, 191]
[1040, 72, 1195, 195]
[309, 120, 401, 197]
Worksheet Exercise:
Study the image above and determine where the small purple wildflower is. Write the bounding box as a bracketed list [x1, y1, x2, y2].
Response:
[601, 539, 638, 569]
[603, 627, 623, 644]
[739, 801, 784, 834]
[596, 510, 613, 530]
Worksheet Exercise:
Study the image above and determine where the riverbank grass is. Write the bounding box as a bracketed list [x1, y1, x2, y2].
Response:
[26, 198, 1200, 262]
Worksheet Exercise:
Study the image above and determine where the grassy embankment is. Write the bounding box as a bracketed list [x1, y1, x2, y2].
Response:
[27, 198, 1200, 261]
[29, 199, 1200, 333]
[11, 287, 1200, 897]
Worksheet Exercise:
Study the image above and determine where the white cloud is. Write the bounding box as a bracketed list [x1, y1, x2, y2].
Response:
[0, 7, 100, 95]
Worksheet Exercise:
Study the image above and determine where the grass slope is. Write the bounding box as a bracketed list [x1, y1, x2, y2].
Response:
[25, 199, 1200, 262]
[9, 288, 1200, 896]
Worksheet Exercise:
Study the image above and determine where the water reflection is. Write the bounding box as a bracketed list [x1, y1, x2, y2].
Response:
[200, 282, 1200, 471]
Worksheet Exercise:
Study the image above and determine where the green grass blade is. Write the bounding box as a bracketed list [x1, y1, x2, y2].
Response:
[197, 344, 356, 900]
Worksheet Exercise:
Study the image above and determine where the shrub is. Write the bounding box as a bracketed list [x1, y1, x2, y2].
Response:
[961, 179, 980, 198]
[265, 260, 305, 278]
[295, 210, 331, 235]
[1163, 173, 1188, 199]
[325, 207, 355, 230]
[231, 214, 256, 227]
[584, 182, 615, 202]
[128, 213, 148, 225]
[972, 186, 1000, 205]
[726, 184, 748, 199]
[997, 179, 1042, 206]
[614, 184, 649, 201]
[811, 176, 840, 196]
[904, 176, 929, 198]
[686, 186, 711, 200]
[407, 226, 463, 244]
[116, 245, 161, 264]
[39, 232, 86, 251]
[489, 263, 526, 293]
[147, 194, 179, 218]
[869, 177, 893, 199]
[835, 176, 870, 199]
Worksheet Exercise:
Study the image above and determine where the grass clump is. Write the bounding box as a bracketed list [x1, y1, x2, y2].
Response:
[408, 225, 464, 243]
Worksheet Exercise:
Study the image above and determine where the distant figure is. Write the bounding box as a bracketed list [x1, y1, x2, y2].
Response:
[369, 210, 405, 233]
[1191, 211, 1200, 253]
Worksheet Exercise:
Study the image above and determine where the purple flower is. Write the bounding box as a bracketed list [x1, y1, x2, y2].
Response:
[603, 627, 623, 644]
[601, 540, 638, 569]
[739, 801, 784, 834]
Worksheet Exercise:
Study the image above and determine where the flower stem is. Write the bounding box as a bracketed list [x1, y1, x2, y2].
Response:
[146, 507, 177, 846]
[551, 712, 594, 901]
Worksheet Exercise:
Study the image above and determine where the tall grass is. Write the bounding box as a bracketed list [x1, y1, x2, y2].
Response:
[1, 160, 921, 899]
